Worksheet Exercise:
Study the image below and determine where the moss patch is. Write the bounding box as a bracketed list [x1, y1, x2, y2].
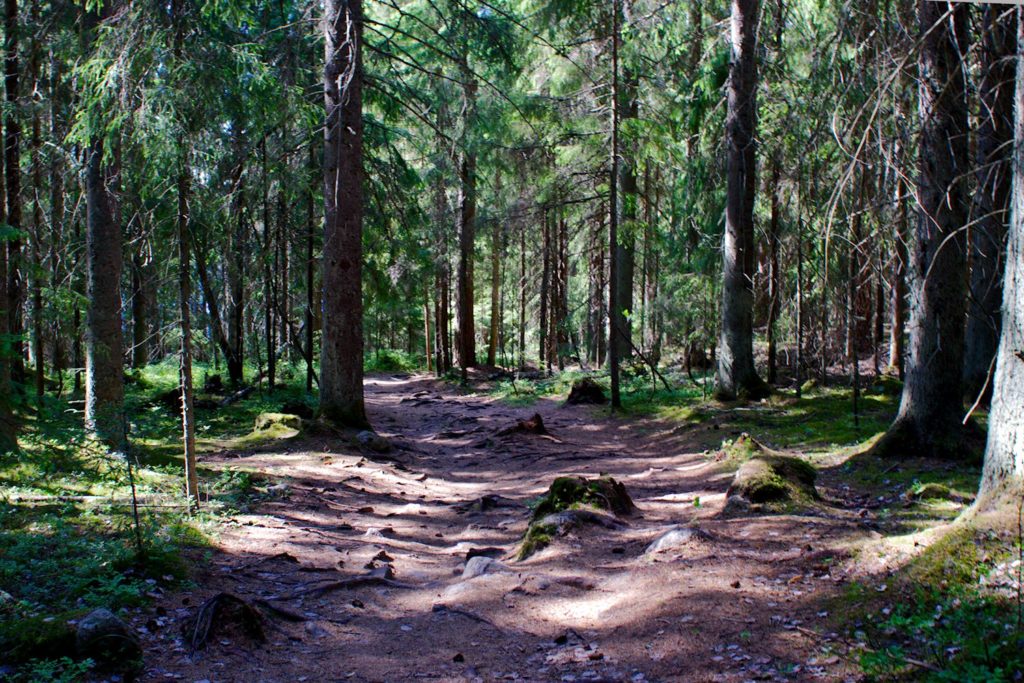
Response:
[529, 475, 636, 522]
[724, 455, 818, 514]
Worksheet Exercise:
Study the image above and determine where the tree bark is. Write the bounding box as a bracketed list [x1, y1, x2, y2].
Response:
[716, 0, 768, 400]
[890, 171, 908, 378]
[5, 0, 23, 383]
[176, 161, 198, 506]
[976, 10, 1024, 510]
[84, 137, 125, 448]
[455, 70, 478, 374]
[487, 172, 501, 366]
[964, 5, 1015, 405]
[320, 0, 368, 427]
[876, 0, 971, 458]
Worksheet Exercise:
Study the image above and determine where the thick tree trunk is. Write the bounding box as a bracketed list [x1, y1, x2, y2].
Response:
[84, 138, 125, 448]
[716, 0, 768, 400]
[320, 0, 368, 427]
[876, 0, 970, 458]
[964, 5, 1015, 405]
[976, 13, 1024, 511]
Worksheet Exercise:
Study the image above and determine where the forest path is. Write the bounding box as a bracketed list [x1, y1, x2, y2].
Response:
[139, 374, 866, 682]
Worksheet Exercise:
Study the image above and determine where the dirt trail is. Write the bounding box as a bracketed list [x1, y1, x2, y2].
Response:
[138, 375, 867, 682]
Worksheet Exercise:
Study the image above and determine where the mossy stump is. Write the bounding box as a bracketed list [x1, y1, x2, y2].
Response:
[723, 455, 818, 516]
[519, 476, 635, 559]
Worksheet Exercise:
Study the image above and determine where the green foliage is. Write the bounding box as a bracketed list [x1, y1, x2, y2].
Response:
[364, 349, 423, 373]
[9, 656, 94, 683]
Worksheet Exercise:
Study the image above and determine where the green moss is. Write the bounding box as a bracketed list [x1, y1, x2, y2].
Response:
[518, 523, 555, 560]
[726, 455, 818, 510]
[518, 476, 635, 559]
[720, 433, 764, 464]
[529, 475, 635, 522]
[253, 412, 303, 431]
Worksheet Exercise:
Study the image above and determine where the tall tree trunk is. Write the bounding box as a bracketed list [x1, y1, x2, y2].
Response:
[975, 11, 1024, 510]
[455, 63, 478, 374]
[487, 173, 501, 366]
[539, 209, 550, 371]
[28, 15, 42, 399]
[262, 140, 276, 394]
[608, 0, 623, 408]
[48, 50, 65, 384]
[0, 123, 10, 449]
[320, 0, 368, 427]
[227, 164, 246, 386]
[716, 0, 768, 400]
[130, 249, 149, 369]
[876, 0, 970, 458]
[5, 0, 22, 383]
[890, 171, 908, 378]
[518, 220, 526, 368]
[176, 162, 198, 505]
[84, 137, 125, 448]
[306, 150, 315, 392]
[767, 157, 781, 385]
[964, 5, 1015, 405]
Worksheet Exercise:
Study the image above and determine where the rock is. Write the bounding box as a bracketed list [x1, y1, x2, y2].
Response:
[75, 608, 142, 674]
[462, 556, 509, 579]
[565, 378, 607, 405]
[254, 412, 302, 431]
[724, 455, 818, 515]
[644, 526, 713, 554]
[356, 430, 392, 453]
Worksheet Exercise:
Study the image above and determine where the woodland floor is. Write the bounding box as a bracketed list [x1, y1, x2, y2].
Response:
[132, 374, 963, 683]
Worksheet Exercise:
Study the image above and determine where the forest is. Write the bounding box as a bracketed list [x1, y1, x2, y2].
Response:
[1, 0, 1024, 680]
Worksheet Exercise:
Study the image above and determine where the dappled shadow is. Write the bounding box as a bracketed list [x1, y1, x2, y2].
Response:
[134, 373, 925, 681]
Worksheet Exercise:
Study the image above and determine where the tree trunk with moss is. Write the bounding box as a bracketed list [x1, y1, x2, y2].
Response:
[875, 0, 970, 458]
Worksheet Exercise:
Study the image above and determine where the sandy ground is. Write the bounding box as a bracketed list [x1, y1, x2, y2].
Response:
[134, 374, 873, 683]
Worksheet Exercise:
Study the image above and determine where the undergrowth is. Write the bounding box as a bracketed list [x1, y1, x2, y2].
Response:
[841, 526, 1021, 681]
[0, 358, 317, 678]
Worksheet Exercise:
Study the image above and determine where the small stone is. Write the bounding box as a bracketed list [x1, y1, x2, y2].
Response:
[462, 556, 509, 579]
